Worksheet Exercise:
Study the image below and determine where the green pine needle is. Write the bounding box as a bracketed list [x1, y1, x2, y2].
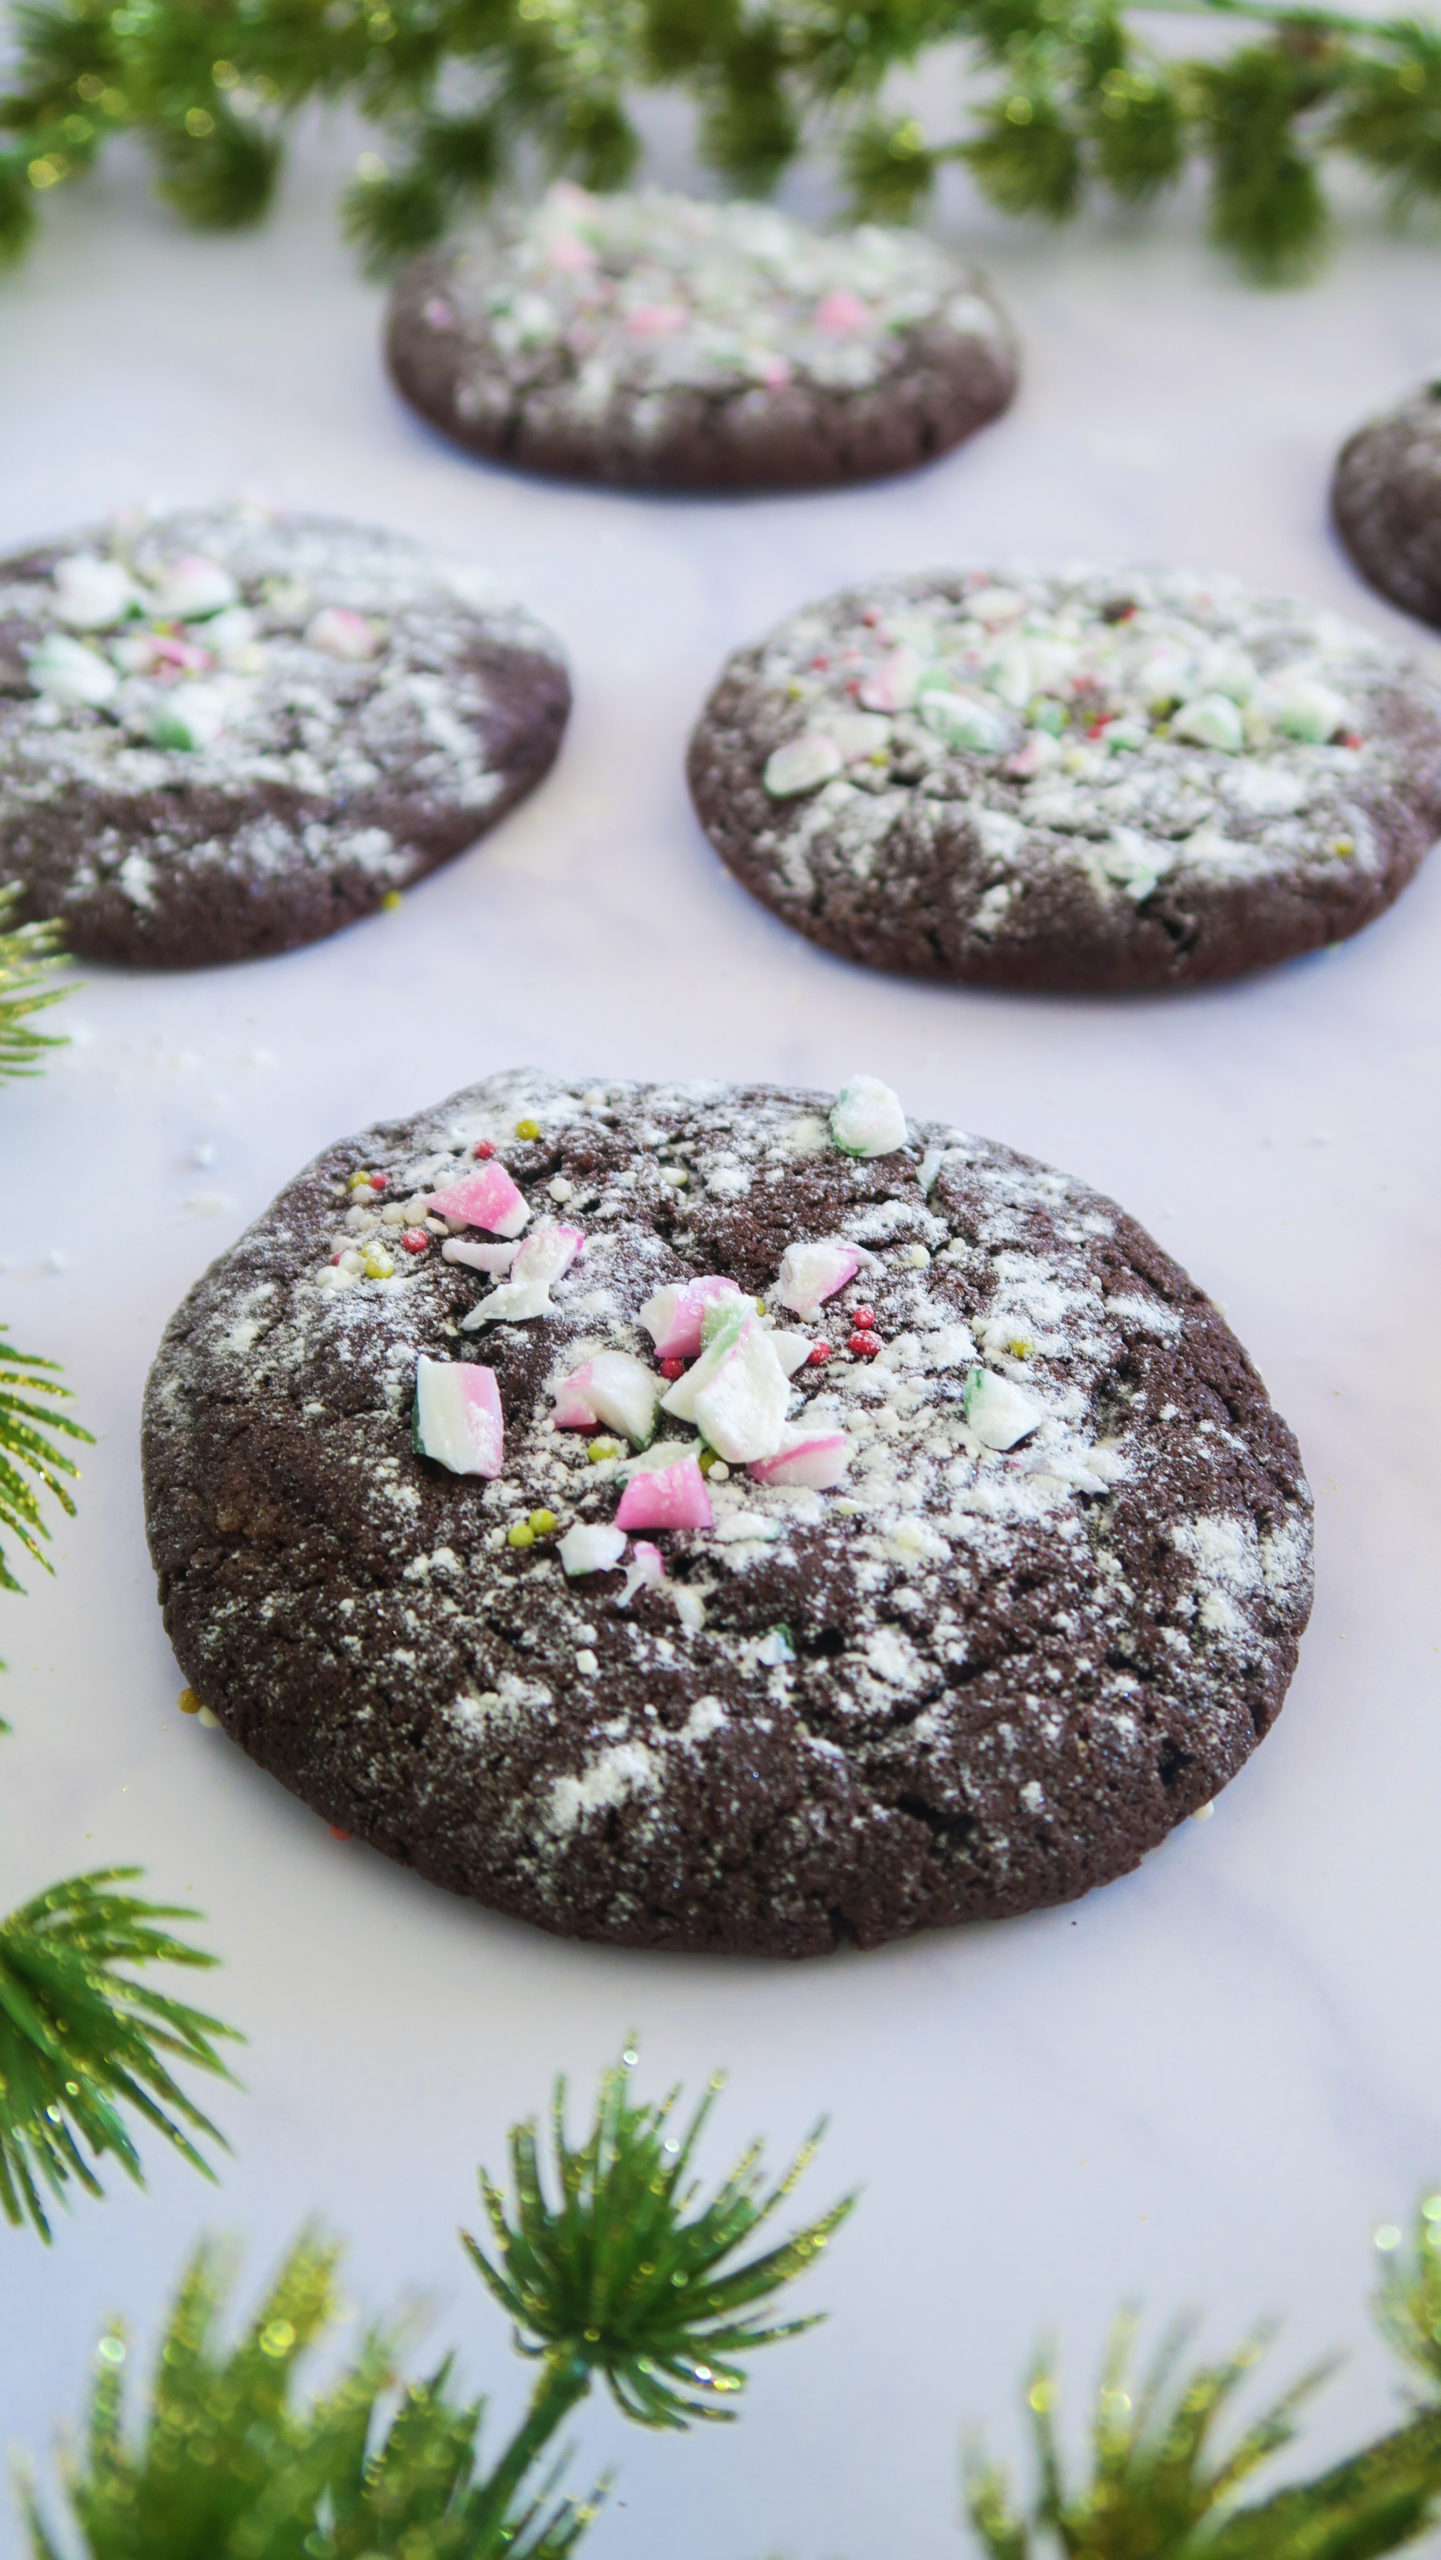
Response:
[0, 1868, 240, 2241]
[0, 1331, 92, 1596]
[0, 886, 72, 1083]
[463, 2046, 854, 2437]
[964, 2221, 1441, 2560]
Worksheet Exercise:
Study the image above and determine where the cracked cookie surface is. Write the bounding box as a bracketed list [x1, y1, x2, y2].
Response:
[688, 567, 1441, 989]
[386, 185, 1017, 490]
[0, 506, 569, 966]
[142, 1072, 1313, 1956]
[1333, 385, 1441, 631]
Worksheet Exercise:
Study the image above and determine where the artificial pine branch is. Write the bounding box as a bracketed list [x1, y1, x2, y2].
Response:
[461, 2045, 854, 2535]
[0, 885, 72, 1084]
[965, 2199, 1441, 2560]
[20, 2057, 842, 2558]
[0, 1332, 91, 1597]
[0, 1868, 239, 2240]
[3, 0, 1441, 280]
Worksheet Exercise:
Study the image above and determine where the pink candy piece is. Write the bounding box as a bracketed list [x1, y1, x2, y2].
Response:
[626, 302, 687, 336]
[549, 233, 598, 273]
[859, 645, 921, 714]
[305, 606, 378, 662]
[553, 1363, 602, 1429]
[631, 1541, 664, 1583]
[747, 1432, 850, 1491]
[638, 1275, 742, 1361]
[616, 1456, 713, 1534]
[774, 1237, 862, 1317]
[427, 1161, 529, 1238]
[757, 355, 792, 390]
[815, 288, 869, 333]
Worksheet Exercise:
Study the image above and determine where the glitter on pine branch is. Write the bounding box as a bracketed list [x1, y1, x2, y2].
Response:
[19, 2056, 846, 2556]
[965, 2199, 1441, 2560]
[0, 1868, 239, 2241]
[3, 0, 1441, 280]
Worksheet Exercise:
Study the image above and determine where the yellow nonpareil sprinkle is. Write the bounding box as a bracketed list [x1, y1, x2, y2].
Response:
[361, 1243, 394, 1278]
[380, 888, 403, 909]
[508, 1521, 535, 1548]
[515, 1117, 542, 1140]
[588, 1437, 621, 1462]
[528, 1508, 558, 1534]
[177, 1686, 203, 1715]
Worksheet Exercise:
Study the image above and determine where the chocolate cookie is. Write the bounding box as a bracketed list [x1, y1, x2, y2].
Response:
[0, 507, 570, 967]
[688, 567, 1441, 991]
[142, 1071, 1313, 1958]
[1333, 384, 1441, 629]
[385, 184, 1017, 491]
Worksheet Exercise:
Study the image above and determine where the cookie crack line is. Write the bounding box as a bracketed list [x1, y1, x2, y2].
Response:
[142, 1070, 1313, 1959]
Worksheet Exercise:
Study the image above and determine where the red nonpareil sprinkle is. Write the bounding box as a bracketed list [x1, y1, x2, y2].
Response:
[368, 1171, 388, 1192]
[811, 654, 830, 670]
[472, 1138, 496, 1158]
[330, 1825, 351, 1841]
[659, 1357, 686, 1381]
[807, 1341, 833, 1366]
[1340, 730, 1363, 749]
[849, 1330, 882, 1359]
[330, 1252, 343, 1265]
[1086, 714, 1114, 739]
[400, 1228, 428, 1253]
[852, 1305, 877, 1329]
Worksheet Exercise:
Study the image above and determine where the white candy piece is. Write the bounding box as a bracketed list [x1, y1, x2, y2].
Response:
[461, 1223, 582, 1327]
[149, 681, 230, 751]
[830, 1074, 907, 1159]
[305, 605, 380, 662]
[827, 711, 891, 763]
[1266, 671, 1349, 744]
[774, 1236, 861, 1316]
[52, 554, 138, 630]
[149, 554, 238, 621]
[920, 690, 1014, 754]
[1170, 693, 1244, 754]
[28, 632, 119, 708]
[553, 1350, 660, 1449]
[859, 644, 922, 713]
[559, 1521, 628, 1577]
[964, 1365, 1043, 1451]
[769, 1330, 812, 1377]
[660, 1308, 793, 1463]
[412, 1355, 504, 1476]
[442, 1238, 519, 1274]
[764, 732, 843, 796]
[966, 585, 1027, 627]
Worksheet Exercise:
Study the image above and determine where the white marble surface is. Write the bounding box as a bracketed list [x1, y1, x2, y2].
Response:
[2, 120, 1441, 2558]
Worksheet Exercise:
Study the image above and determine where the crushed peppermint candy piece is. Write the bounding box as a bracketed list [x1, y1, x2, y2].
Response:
[615, 1451, 713, 1533]
[774, 1236, 862, 1316]
[661, 1305, 792, 1463]
[148, 681, 231, 751]
[412, 1356, 503, 1476]
[149, 554, 238, 621]
[28, 632, 119, 707]
[764, 732, 843, 797]
[1170, 693, 1244, 753]
[748, 1431, 851, 1490]
[964, 1365, 1043, 1450]
[859, 645, 922, 713]
[551, 1350, 660, 1448]
[618, 1540, 665, 1605]
[558, 1520, 628, 1576]
[305, 605, 380, 661]
[830, 1075, 908, 1158]
[638, 1273, 743, 1360]
[428, 1160, 529, 1237]
[461, 1222, 583, 1327]
[442, 1237, 519, 1274]
[52, 553, 138, 630]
